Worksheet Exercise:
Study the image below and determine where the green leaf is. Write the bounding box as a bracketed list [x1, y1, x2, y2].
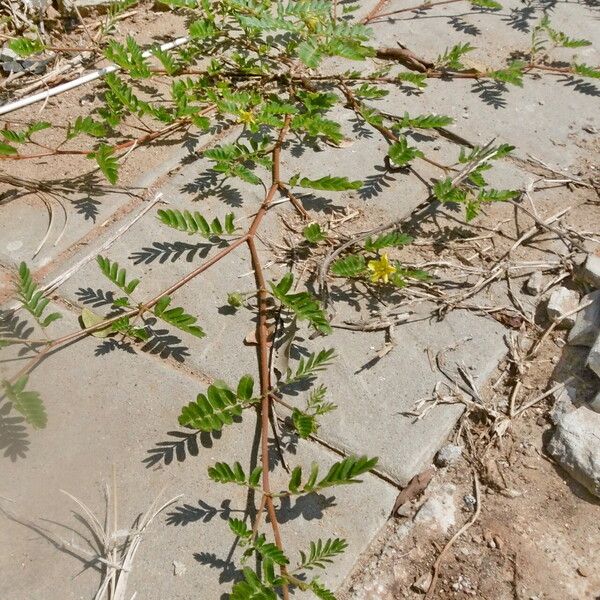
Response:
[153, 295, 205, 338]
[229, 518, 252, 540]
[297, 39, 322, 68]
[285, 348, 336, 384]
[364, 231, 413, 252]
[224, 212, 236, 234]
[292, 408, 317, 439]
[8, 36, 45, 57]
[436, 42, 475, 70]
[189, 18, 217, 39]
[105, 35, 151, 78]
[0, 143, 18, 155]
[353, 83, 389, 100]
[288, 456, 378, 494]
[152, 47, 179, 75]
[395, 113, 454, 129]
[231, 568, 277, 600]
[486, 61, 525, 87]
[387, 138, 424, 167]
[2, 377, 47, 429]
[396, 72, 428, 88]
[254, 534, 289, 566]
[157, 208, 214, 237]
[236, 375, 254, 401]
[469, 0, 502, 9]
[274, 272, 293, 295]
[573, 63, 600, 79]
[270, 274, 331, 334]
[433, 178, 468, 203]
[299, 538, 348, 571]
[310, 580, 337, 600]
[15, 262, 62, 328]
[288, 466, 302, 493]
[296, 175, 362, 192]
[67, 116, 106, 139]
[208, 461, 261, 487]
[330, 255, 367, 278]
[314, 455, 378, 490]
[96, 255, 140, 295]
[478, 188, 519, 202]
[80, 308, 112, 338]
[93, 144, 119, 184]
[303, 223, 326, 244]
[178, 383, 244, 431]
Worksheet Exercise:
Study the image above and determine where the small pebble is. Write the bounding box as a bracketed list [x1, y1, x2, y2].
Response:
[463, 494, 476, 510]
[577, 566, 590, 577]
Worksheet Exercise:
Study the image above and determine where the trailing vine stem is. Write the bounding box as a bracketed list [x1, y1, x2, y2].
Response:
[246, 115, 292, 599]
[5, 116, 295, 596]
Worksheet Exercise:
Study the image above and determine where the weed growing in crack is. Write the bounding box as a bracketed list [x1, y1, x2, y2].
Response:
[1, 0, 599, 598]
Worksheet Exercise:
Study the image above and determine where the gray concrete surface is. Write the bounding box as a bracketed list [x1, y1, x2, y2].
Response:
[1, 0, 599, 596]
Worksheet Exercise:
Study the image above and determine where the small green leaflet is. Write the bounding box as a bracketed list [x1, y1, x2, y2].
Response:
[92, 144, 119, 184]
[8, 36, 45, 57]
[396, 72, 428, 88]
[153, 295, 205, 338]
[270, 274, 331, 334]
[364, 231, 413, 252]
[387, 138, 424, 167]
[303, 223, 326, 244]
[297, 39, 322, 68]
[395, 113, 454, 129]
[330, 255, 367, 278]
[97, 256, 140, 295]
[16, 262, 62, 328]
[67, 116, 106, 139]
[0, 143, 18, 156]
[157, 208, 236, 237]
[208, 461, 262, 487]
[290, 175, 362, 191]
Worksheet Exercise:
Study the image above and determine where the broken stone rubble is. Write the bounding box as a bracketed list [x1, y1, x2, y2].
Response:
[547, 256, 600, 498]
[581, 252, 600, 289]
[568, 290, 600, 347]
[546, 286, 580, 329]
[547, 402, 600, 499]
[524, 271, 544, 296]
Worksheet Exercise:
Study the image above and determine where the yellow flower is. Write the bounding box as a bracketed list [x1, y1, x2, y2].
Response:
[238, 110, 256, 126]
[367, 253, 397, 284]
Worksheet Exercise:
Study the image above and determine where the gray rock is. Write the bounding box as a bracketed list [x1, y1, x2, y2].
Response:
[412, 571, 433, 594]
[587, 335, 600, 378]
[58, 0, 112, 14]
[524, 271, 544, 295]
[549, 383, 578, 425]
[547, 287, 580, 329]
[547, 405, 600, 498]
[413, 483, 456, 534]
[581, 253, 600, 289]
[434, 444, 463, 467]
[588, 391, 600, 414]
[568, 290, 600, 347]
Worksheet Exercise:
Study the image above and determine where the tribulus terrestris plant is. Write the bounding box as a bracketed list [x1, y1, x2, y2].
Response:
[1, 0, 598, 597]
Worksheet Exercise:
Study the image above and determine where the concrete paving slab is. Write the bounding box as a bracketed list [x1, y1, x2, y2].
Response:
[278, 306, 507, 486]
[0, 133, 213, 285]
[0, 308, 397, 600]
[325, 0, 599, 169]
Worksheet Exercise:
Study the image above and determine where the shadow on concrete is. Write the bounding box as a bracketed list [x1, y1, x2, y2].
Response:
[0, 399, 30, 460]
[143, 428, 224, 468]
